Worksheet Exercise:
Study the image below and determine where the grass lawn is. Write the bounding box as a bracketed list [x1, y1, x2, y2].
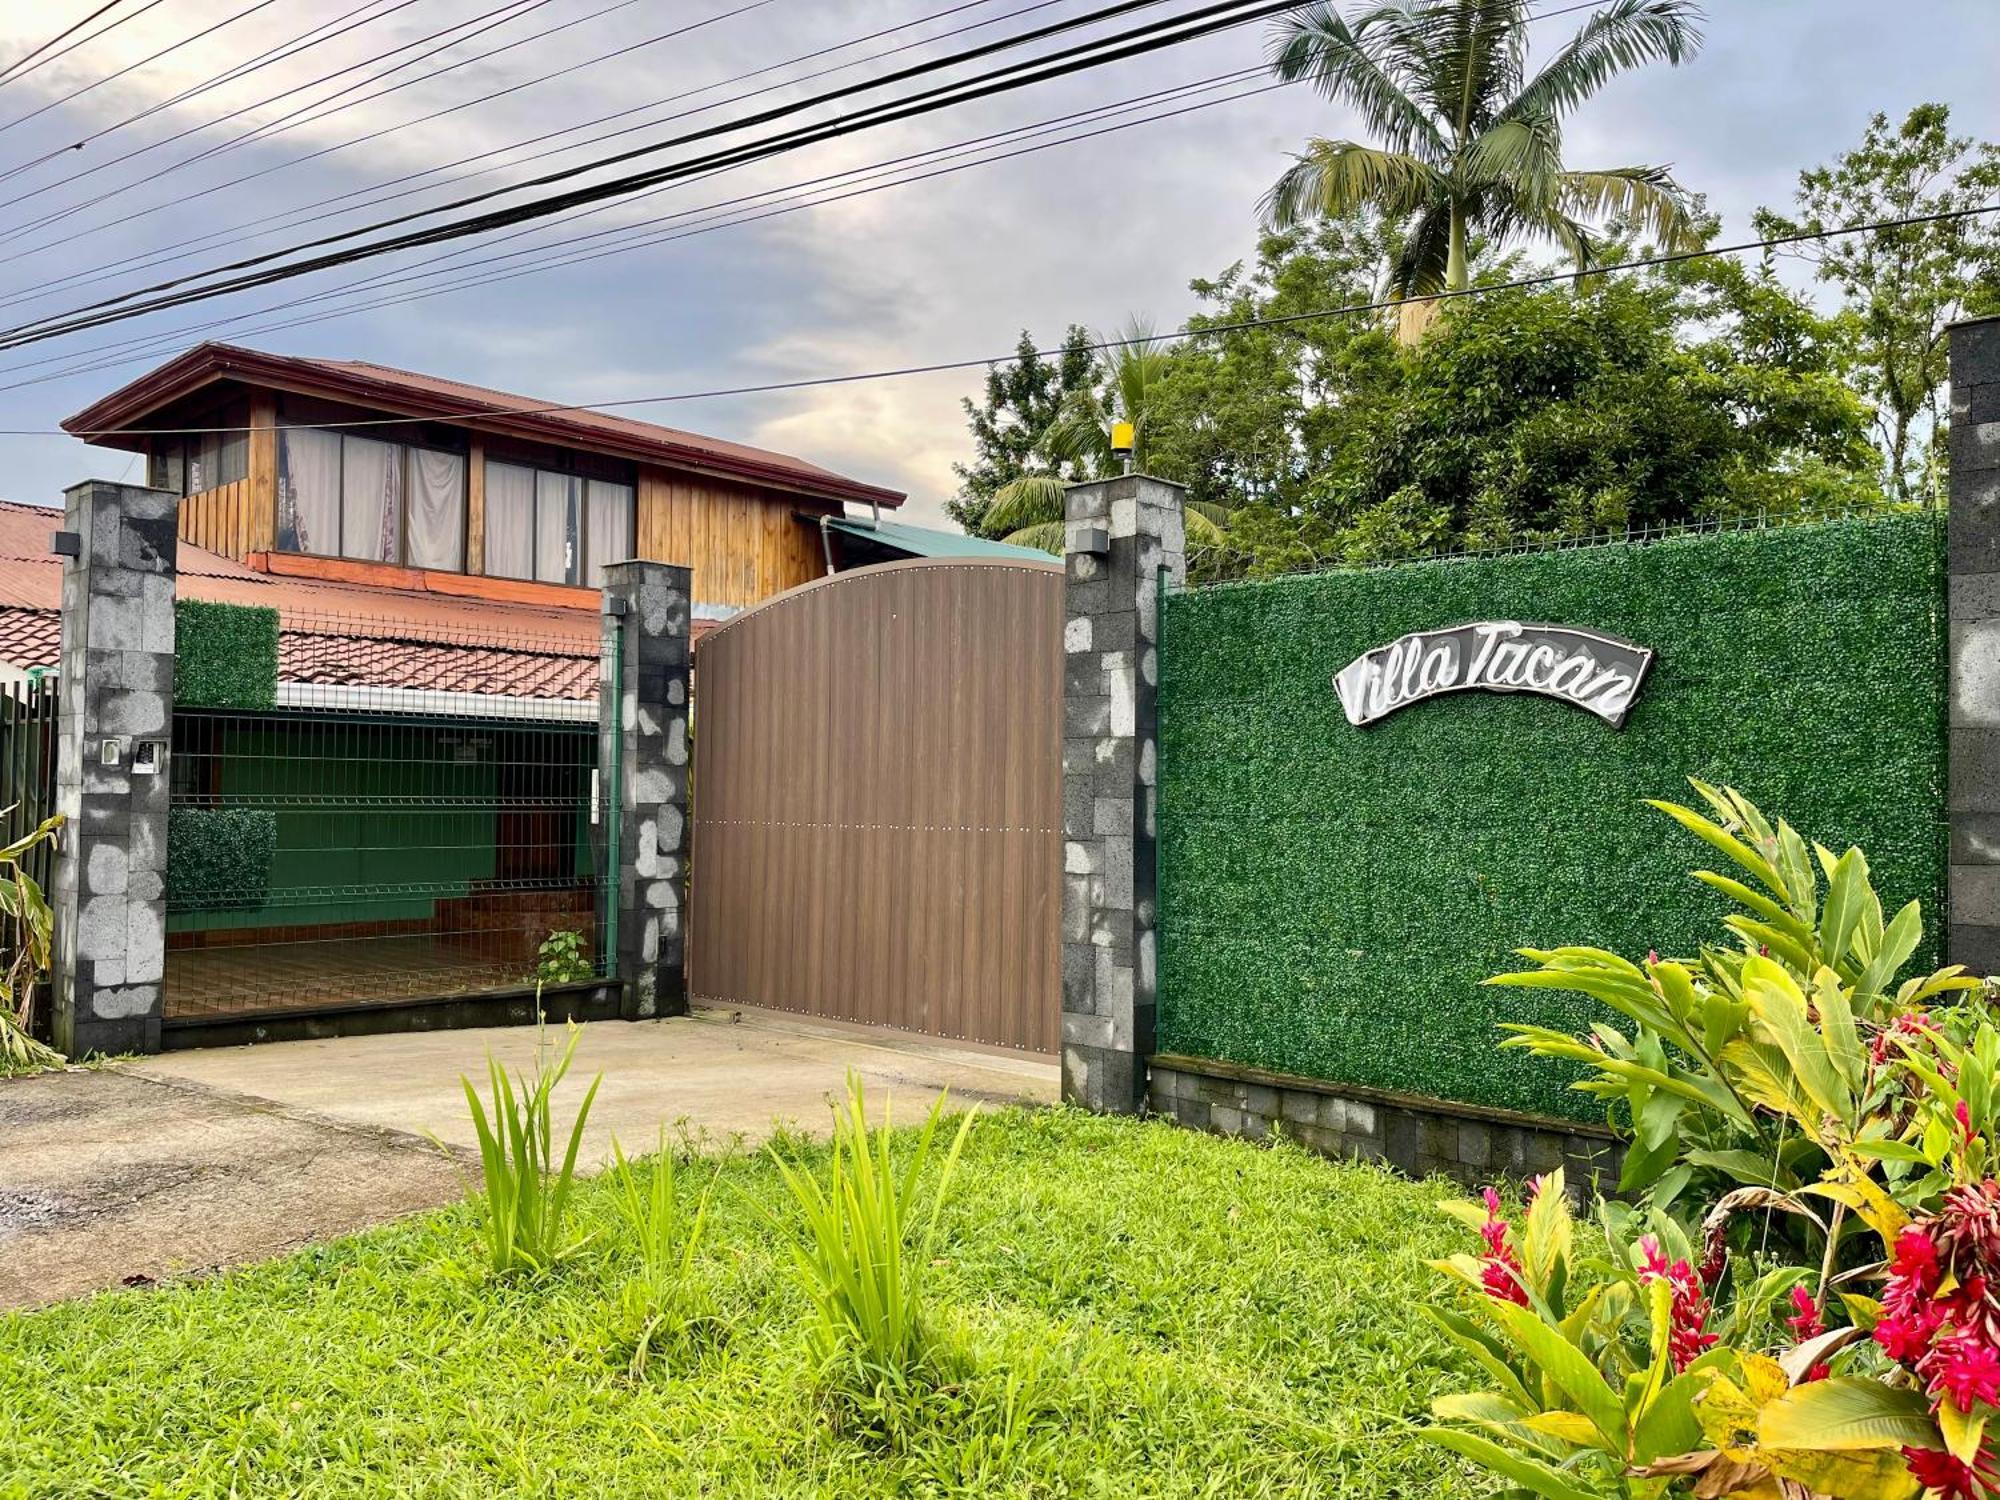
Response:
[0, 1106, 1487, 1497]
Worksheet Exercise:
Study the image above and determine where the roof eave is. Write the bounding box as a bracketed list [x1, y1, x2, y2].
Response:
[61, 344, 907, 509]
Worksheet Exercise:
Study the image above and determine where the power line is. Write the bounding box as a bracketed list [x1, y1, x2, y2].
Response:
[0, 0, 1294, 348]
[0, 1, 132, 87]
[0, 0, 1061, 313]
[0, 0, 425, 178]
[34, 201, 2000, 440]
[0, 0, 568, 222]
[0, 0, 288, 143]
[0, 65, 1288, 392]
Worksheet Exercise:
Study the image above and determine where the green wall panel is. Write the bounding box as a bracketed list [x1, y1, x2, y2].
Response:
[1155, 515, 1948, 1121]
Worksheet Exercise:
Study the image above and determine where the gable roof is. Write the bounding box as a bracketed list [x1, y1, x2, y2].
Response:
[62, 342, 905, 511]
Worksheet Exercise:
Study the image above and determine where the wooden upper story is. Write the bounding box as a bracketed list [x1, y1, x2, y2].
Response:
[63, 343, 906, 612]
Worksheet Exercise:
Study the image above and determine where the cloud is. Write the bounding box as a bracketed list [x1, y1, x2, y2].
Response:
[0, 0, 1995, 519]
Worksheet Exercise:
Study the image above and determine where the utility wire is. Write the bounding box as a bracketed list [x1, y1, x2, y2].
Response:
[0, 0, 1294, 347]
[0, 0, 425, 180]
[0, 65, 1286, 392]
[0, 1, 133, 87]
[0, 0, 569, 224]
[34, 202, 2000, 439]
[0, 0, 287, 142]
[0, 0, 1058, 312]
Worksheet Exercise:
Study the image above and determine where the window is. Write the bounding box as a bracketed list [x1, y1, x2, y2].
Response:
[148, 399, 248, 496]
[277, 429, 466, 568]
[483, 457, 632, 586]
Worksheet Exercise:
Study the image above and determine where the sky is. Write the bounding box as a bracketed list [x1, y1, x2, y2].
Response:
[0, 0, 1995, 527]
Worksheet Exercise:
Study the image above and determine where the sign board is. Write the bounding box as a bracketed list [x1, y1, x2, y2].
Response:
[1333, 621, 1654, 729]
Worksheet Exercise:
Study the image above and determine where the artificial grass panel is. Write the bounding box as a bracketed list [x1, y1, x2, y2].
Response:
[0, 1108, 1482, 1497]
[1156, 514, 1947, 1122]
[174, 599, 278, 710]
[165, 806, 277, 910]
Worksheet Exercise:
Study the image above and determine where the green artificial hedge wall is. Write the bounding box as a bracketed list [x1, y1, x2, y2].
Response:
[166, 807, 278, 912]
[175, 600, 278, 710]
[1155, 514, 1948, 1122]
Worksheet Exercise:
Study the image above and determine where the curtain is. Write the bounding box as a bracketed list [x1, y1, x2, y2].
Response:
[340, 435, 403, 563]
[484, 461, 535, 579]
[277, 428, 341, 555]
[585, 479, 633, 585]
[535, 471, 579, 585]
[405, 448, 465, 570]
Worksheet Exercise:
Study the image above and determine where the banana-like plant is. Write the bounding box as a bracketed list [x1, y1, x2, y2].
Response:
[1492, 782, 1980, 1242]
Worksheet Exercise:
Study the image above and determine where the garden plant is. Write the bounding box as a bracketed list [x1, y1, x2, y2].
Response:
[0, 808, 64, 1074]
[1425, 782, 2000, 1498]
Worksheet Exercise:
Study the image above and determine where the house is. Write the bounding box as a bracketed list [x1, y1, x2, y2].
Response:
[60, 341, 908, 621]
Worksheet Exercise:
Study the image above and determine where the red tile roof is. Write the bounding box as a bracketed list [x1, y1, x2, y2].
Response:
[62, 343, 905, 510]
[0, 499, 692, 700]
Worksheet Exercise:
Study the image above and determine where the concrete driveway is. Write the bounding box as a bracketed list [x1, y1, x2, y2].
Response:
[0, 1006, 1055, 1310]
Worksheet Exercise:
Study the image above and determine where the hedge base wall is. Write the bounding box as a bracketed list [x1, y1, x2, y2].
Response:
[1156, 514, 1947, 1121]
[1148, 1054, 1624, 1197]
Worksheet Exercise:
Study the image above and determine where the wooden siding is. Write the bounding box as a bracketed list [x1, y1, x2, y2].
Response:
[177, 478, 259, 557]
[636, 464, 829, 608]
[689, 558, 1063, 1053]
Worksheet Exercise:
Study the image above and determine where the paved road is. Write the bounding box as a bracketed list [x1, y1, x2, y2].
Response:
[0, 1007, 1055, 1310]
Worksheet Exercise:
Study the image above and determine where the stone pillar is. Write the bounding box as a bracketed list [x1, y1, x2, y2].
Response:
[1060, 473, 1186, 1112]
[599, 561, 692, 1020]
[1950, 316, 2000, 974]
[52, 480, 178, 1058]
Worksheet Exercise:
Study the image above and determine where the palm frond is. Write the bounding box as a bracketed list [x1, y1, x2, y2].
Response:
[1261, 140, 1445, 229]
[1187, 500, 1233, 528]
[1389, 200, 1456, 298]
[1559, 165, 1702, 250]
[1000, 519, 1066, 556]
[1461, 114, 1564, 211]
[1266, 2, 1445, 158]
[1184, 506, 1227, 550]
[1040, 389, 1112, 471]
[982, 474, 1067, 537]
[1502, 0, 1703, 124]
[1416, 0, 1527, 139]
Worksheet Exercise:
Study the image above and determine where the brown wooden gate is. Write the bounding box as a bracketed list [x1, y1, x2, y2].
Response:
[689, 556, 1061, 1053]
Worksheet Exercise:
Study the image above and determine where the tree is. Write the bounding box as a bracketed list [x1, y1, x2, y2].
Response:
[1264, 0, 1704, 297]
[1317, 263, 1883, 561]
[1753, 103, 2000, 503]
[977, 321, 1227, 557]
[946, 326, 1095, 533]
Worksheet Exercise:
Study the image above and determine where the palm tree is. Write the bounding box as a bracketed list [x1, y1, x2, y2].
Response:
[1264, 0, 1705, 299]
[983, 320, 1227, 555]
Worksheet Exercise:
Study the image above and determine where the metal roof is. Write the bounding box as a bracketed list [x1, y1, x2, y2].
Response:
[825, 515, 1055, 563]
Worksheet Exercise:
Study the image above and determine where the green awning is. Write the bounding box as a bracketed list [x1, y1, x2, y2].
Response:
[824, 515, 1054, 563]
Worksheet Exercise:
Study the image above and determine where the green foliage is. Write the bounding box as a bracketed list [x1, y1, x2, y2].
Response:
[454, 1020, 602, 1275]
[165, 806, 277, 912]
[947, 326, 1096, 534]
[605, 1126, 716, 1378]
[535, 928, 593, 986]
[1264, 0, 1704, 293]
[1754, 102, 2000, 502]
[0, 1108, 1488, 1495]
[767, 1072, 976, 1395]
[0, 810, 62, 1072]
[173, 600, 278, 710]
[1156, 514, 1946, 1120]
[1497, 782, 1978, 1266]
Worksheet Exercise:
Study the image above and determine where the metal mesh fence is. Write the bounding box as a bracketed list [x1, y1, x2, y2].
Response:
[163, 609, 611, 1024]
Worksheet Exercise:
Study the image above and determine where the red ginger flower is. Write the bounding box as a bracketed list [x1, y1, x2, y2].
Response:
[1476, 1187, 1529, 1307]
[1930, 1330, 2000, 1413]
[1788, 1286, 1831, 1382]
[1637, 1234, 1717, 1373]
[1903, 1444, 1983, 1498]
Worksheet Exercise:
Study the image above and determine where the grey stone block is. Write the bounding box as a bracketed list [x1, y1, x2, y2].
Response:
[1457, 1121, 1492, 1169]
[1280, 1089, 1319, 1124]
[1953, 865, 2000, 926]
[1344, 1100, 1377, 1137]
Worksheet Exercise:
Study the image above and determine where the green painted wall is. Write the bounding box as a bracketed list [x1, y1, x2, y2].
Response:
[168, 716, 596, 934]
[1155, 515, 1947, 1121]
